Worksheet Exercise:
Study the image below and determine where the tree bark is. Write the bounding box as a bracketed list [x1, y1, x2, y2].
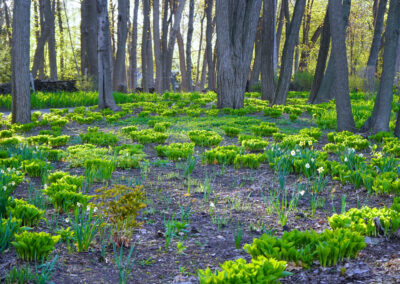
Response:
[153, 0, 162, 93]
[141, 0, 150, 92]
[314, 0, 351, 103]
[216, 0, 262, 109]
[205, 0, 214, 90]
[81, 0, 98, 86]
[273, 0, 306, 105]
[186, 0, 195, 91]
[298, 0, 315, 72]
[261, 0, 276, 102]
[308, 7, 330, 103]
[12, 0, 31, 124]
[31, 0, 52, 79]
[113, 0, 128, 92]
[249, 18, 262, 89]
[365, 0, 388, 94]
[129, 0, 139, 91]
[195, 12, 206, 89]
[177, 31, 188, 91]
[56, 0, 64, 79]
[48, 0, 57, 80]
[329, 0, 356, 132]
[97, 0, 120, 111]
[367, 0, 400, 133]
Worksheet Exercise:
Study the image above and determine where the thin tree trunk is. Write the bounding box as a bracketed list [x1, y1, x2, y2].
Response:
[314, 0, 351, 103]
[196, 13, 205, 88]
[153, 0, 162, 93]
[249, 18, 262, 89]
[147, 27, 154, 90]
[81, 0, 98, 86]
[97, 0, 120, 111]
[308, 7, 330, 104]
[129, 0, 139, 91]
[160, 0, 169, 92]
[113, 0, 128, 92]
[12, 0, 31, 124]
[261, 0, 276, 102]
[48, 0, 57, 80]
[206, 0, 214, 90]
[197, 49, 208, 91]
[329, 0, 356, 132]
[273, 0, 306, 105]
[394, 36, 400, 87]
[364, 0, 388, 94]
[216, 0, 262, 109]
[177, 31, 188, 91]
[368, 0, 400, 133]
[186, 0, 195, 91]
[56, 0, 64, 79]
[276, 1, 284, 70]
[299, 24, 322, 71]
[298, 0, 314, 72]
[141, 0, 150, 92]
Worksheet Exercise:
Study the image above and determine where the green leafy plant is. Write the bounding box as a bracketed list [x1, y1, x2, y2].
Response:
[80, 127, 118, 146]
[251, 122, 279, 137]
[130, 129, 168, 144]
[223, 126, 240, 137]
[7, 198, 45, 226]
[11, 231, 60, 261]
[71, 205, 102, 252]
[155, 143, 195, 161]
[113, 242, 136, 284]
[188, 130, 222, 147]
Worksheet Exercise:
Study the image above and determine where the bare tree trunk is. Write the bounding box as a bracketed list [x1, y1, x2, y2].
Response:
[364, 0, 388, 94]
[81, 0, 98, 86]
[153, 0, 162, 93]
[97, 0, 120, 111]
[367, 0, 400, 133]
[249, 18, 262, 89]
[163, 0, 186, 92]
[160, 0, 169, 92]
[273, 0, 306, 105]
[186, 0, 195, 91]
[48, 0, 57, 80]
[141, 0, 150, 92]
[329, 0, 355, 132]
[308, 7, 330, 104]
[147, 28, 154, 89]
[56, 0, 64, 79]
[298, 0, 314, 72]
[205, 0, 214, 90]
[113, 0, 128, 92]
[129, 0, 139, 91]
[2, 0, 12, 44]
[32, 0, 52, 79]
[195, 13, 206, 89]
[299, 23, 322, 72]
[276, 1, 284, 70]
[314, 0, 351, 103]
[261, 0, 276, 102]
[177, 31, 188, 91]
[198, 49, 208, 91]
[12, 0, 31, 124]
[394, 36, 400, 87]
[216, 0, 262, 109]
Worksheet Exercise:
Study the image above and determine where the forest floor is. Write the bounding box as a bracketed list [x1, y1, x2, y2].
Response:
[1, 94, 400, 283]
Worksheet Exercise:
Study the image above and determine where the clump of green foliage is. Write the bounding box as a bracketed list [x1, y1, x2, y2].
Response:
[204, 145, 242, 165]
[251, 122, 279, 137]
[80, 127, 118, 146]
[155, 143, 195, 161]
[131, 129, 168, 144]
[11, 231, 60, 261]
[189, 130, 223, 147]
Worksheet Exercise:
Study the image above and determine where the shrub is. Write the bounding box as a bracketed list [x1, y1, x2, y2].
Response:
[121, 125, 138, 135]
[94, 185, 146, 247]
[251, 122, 279, 137]
[223, 126, 240, 137]
[242, 139, 269, 152]
[11, 231, 60, 261]
[280, 134, 316, 149]
[48, 135, 70, 147]
[7, 198, 44, 226]
[198, 257, 291, 284]
[234, 153, 266, 169]
[204, 146, 242, 165]
[84, 159, 115, 183]
[154, 122, 171, 132]
[188, 130, 222, 147]
[155, 143, 195, 161]
[21, 159, 51, 178]
[131, 129, 168, 144]
[80, 127, 118, 146]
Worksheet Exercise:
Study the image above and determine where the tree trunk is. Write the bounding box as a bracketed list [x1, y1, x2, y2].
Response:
[97, 0, 120, 111]
[206, 0, 214, 90]
[298, 0, 314, 72]
[216, 0, 262, 109]
[329, 0, 356, 132]
[261, 0, 276, 102]
[113, 0, 128, 92]
[129, 0, 139, 91]
[153, 0, 162, 93]
[195, 13, 206, 89]
[12, 0, 31, 124]
[177, 31, 188, 91]
[276, 1, 284, 70]
[299, 24, 322, 72]
[273, 0, 306, 105]
[365, 0, 388, 94]
[197, 49, 208, 91]
[31, 0, 52, 79]
[163, 0, 186, 92]
[308, 7, 330, 104]
[48, 0, 57, 80]
[141, 0, 150, 92]
[394, 36, 400, 87]
[56, 0, 64, 79]
[314, 0, 351, 103]
[81, 0, 98, 86]
[160, 0, 169, 92]
[147, 28, 154, 89]
[367, 0, 400, 133]
[186, 0, 195, 92]
[249, 18, 262, 89]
